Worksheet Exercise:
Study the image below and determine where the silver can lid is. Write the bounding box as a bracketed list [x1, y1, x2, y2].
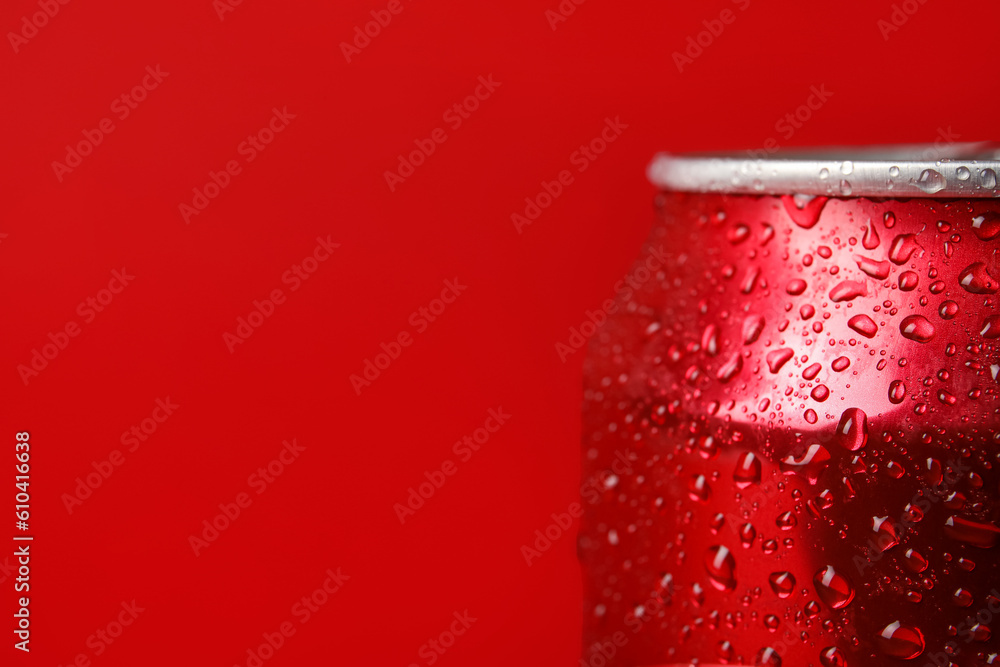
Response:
[647, 143, 1000, 198]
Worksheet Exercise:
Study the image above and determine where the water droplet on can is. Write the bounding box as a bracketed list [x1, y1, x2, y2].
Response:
[766, 348, 795, 374]
[836, 408, 868, 450]
[743, 314, 766, 345]
[848, 314, 878, 338]
[768, 571, 796, 598]
[972, 212, 1000, 240]
[888, 380, 907, 404]
[830, 280, 868, 302]
[813, 565, 855, 609]
[862, 220, 880, 249]
[854, 255, 891, 279]
[952, 588, 974, 607]
[705, 545, 737, 591]
[786, 278, 808, 295]
[959, 262, 999, 294]
[734, 451, 762, 487]
[756, 646, 783, 667]
[944, 515, 1000, 548]
[877, 621, 925, 659]
[780, 444, 831, 484]
[914, 169, 946, 194]
[820, 646, 848, 666]
[939, 300, 960, 320]
[811, 384, 830, 401]
[889, 234, 921, 264]
[717, 354, 744, 383]
[982, 168, 998, 189]
[872, 516, 900, 551]
[904, 548, 928, 573]
[688, 473, 711, 501]
[898, 271, 919, 291]
[899, 315, 936, 343]
[980, 315, 1000, 338]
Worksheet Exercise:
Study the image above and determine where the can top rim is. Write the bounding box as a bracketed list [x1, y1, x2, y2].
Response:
[647, 143, 1000, 198]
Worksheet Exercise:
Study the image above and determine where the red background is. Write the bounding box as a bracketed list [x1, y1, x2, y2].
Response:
[2, 0, 998, 665]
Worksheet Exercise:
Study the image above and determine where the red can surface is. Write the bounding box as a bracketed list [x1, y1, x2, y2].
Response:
[580, 146, 1000, 667]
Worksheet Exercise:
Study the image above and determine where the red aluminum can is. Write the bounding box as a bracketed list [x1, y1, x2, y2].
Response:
[579, 145, 1000, 667]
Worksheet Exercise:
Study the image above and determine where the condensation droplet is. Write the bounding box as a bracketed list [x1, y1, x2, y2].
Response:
[766, 348, 795, 374]
[855, 255, 891, 280]
[786, 279, 808, 295]
[820, 646, 848, 667]
[952, 588, 974, 607]
[939, 300, 959, 320]
[899, 315, 936, 343]
[782, 195, 829, 229]
[780, 444, 831, 484]
[872, 515, 900, 551]
[944, 515, 1000, 548]
[768, 571, 796, 598]
[813, 565, 855, 609]
[848, 314, 878, 338]
[904, 548, 928, 573]
[982, 168, 998, 189]
[743, 314, 766, 345]
[830, 280, 868, 302]
[836, 408, 868, 450]
[898, 271, 919, 291]
[688, 473, 711, 501]
[862, 219, 880, 249]
[705, 545, 737, 591]
[914, 169, 946, 194]
[972, 212, 1000, 241]
[756, 646, 783, 667]
[717, 354, 744, 383]
[959, 262, 1000, 294]
[877, 621, 925, 659]
[889, 234, 921, 265]
[735, 451, 762, 487]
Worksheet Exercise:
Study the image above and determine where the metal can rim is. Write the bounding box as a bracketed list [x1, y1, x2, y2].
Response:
[647, 142, 1000, 198]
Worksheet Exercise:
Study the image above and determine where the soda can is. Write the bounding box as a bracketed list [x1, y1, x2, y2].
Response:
[579, 145, 1000, 666]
